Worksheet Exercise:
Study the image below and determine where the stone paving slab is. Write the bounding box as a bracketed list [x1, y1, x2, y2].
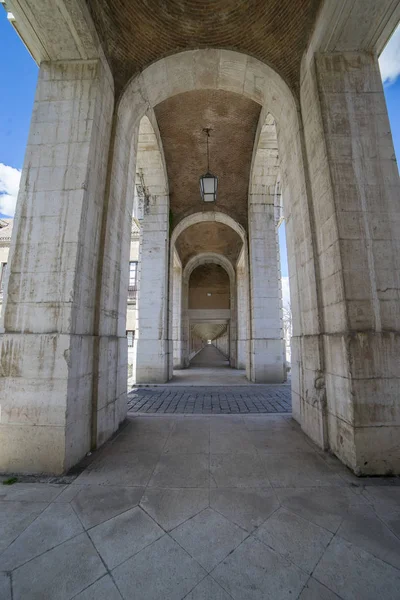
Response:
[128, 385, 291, 414]
[2, 414, 400, 600]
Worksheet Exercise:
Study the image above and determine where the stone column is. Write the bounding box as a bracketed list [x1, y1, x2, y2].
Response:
[248, 198, 286, 382]
[301, 51, 400, 474]
[0, 60, 114, 474]
[172, 261, 183, 369]
[236, 252, 249, 370]
[135, 195, 169, 383]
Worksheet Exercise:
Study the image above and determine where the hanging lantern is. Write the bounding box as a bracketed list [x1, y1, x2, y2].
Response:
[199, 128, 218, 202]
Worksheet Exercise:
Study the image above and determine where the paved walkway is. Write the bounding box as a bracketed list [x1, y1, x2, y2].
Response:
[128, 385, 291, 413]
[1, 414, 400, 599]
[190, 345, 229, 368]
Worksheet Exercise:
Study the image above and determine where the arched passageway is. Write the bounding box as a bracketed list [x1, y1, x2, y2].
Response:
[1, 21, 399, 477]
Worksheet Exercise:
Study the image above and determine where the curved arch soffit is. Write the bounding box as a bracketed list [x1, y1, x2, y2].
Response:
[250, 111, 279, 195]
[136, 114, 168, 198]
[117, 49, 297, 134]
[171, 211, 246, 250]
[183, 252, 235, 285]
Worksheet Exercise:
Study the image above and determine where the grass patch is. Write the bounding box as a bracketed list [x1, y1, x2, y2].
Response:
[3, 477, 18, 485]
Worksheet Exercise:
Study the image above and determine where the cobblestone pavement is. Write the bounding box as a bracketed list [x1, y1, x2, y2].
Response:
[128, 385, 291, 414]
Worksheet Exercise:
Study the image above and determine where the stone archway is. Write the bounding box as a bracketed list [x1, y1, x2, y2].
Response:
[182, 252, 237, 368]
[169, 211, 248, 374]
[3, 30, 398, 475]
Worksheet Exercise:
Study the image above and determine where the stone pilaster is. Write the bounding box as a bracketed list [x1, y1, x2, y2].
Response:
[135, 195, 170, 383]
[0, 60, 114, 473]
[301, 51, 400, 474]
[248, 199, 285, 382]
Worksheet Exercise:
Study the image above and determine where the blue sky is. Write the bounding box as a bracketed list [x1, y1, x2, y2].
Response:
[0, 8, 399, 299]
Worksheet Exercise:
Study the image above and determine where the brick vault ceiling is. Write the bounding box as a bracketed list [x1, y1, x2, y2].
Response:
[175, 222, 243, 268]
[86, 0, 322, 95]
[155, 89, 260, 231]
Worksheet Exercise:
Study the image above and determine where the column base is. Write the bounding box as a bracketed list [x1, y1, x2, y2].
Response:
[135, 338, 170, 383]
[249, 339, 286, 383]
[324, 332, 400, 475]
[0, 332, 95, 474]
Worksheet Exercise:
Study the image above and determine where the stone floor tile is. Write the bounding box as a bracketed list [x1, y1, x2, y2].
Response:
[0, 483, 66, 503]
[210, 487, 280, 531]
[74, 453, 160, 486]
[170, 508, 247, 572]
[276, 487, 371, 533]
[242, 415, 294, 431]
[212, 536, 308, 600]
[124, 416, 176, 434]
[0, 501, 48, 553]
[313, 537, 400, 600]
[260, 452, 345, 487]
[108, 433, 167, 454]
[12, 533, 106, 600]
[148, 454, 209, 488]
[0, 503, 83, 571]
[210, 454, 270, 488]
[255, 507, 332, 573]
[163, 430, 209, 454]
[299, 578, 342, 600]
[362, 485, 400, 511]
[313, 451, 366, 486]
[251, 429, 315, 453]
[89, 506, 163, 569]
[71, 485, 144, 528]
[74, 575, 122, 600]
[112, 534, 206, 600]
[54, 484, 84, 503]
[140, 488, 209, 530]
[185, 575, 233, 599]
[172, 417, 211, 432]
[336, 505, 400, 570]
[210, 431, 257, 454]
[0, 572, 11, 600]
[361, 486, 400, 537]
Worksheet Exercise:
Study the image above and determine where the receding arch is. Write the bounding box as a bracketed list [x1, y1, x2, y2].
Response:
[117, 50, 298, 135]
[169, 214, 247, 372]
[135, 114, 168, 216]
[181, 253, 237, 368]
[183, 252, 236, 284]
[101, 48, 325, 449]
[129, 113, 170, 383]
[171, 211, 246, 250]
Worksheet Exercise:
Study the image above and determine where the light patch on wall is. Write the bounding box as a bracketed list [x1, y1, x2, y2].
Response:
[282, 276, 290, 309]
[379, 24, 400, 85]
[0, 163, 21, 217]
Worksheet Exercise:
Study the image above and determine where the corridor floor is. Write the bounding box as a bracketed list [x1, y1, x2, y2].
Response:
[190, 345, 229, 368]
[167, 345, 250, 386]
[1, 414, 400, 599]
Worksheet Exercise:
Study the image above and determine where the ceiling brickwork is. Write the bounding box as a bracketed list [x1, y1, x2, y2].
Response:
[155, 89, 260, 230]
[190, 263, 230, 287]
[189, 264, 230, 310]
[86, 0, 322, 95]
[175, 222, 242, 268]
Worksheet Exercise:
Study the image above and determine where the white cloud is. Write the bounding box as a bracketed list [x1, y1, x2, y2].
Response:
[281, 276, 290, 309]
[0, 163, 21, 217]
[379, 24, 400, 85]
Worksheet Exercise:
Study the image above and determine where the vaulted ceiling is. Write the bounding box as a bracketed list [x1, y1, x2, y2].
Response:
[155, 89, 260, 230]
[86, 0, 323, 95]
[175, 222, 242, 268]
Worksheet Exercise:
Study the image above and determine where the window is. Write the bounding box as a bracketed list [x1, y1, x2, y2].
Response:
[127, 330, 135, 347]
[128, 261, 138, 301]
[0, 263, 7, 297]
